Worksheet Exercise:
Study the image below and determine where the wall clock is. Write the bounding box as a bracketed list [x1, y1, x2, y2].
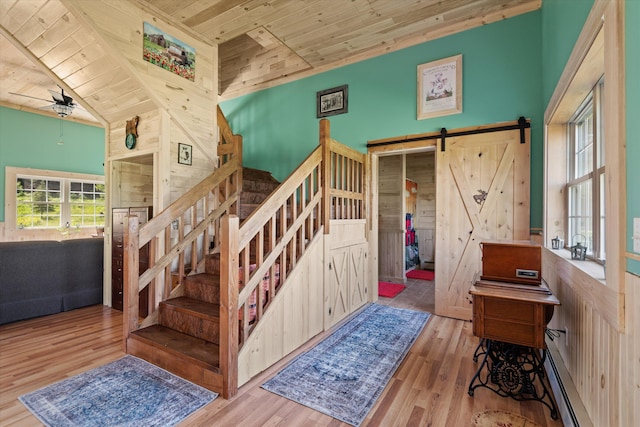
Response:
[125, 116, 139, 149]
[178, 143, 192, 165]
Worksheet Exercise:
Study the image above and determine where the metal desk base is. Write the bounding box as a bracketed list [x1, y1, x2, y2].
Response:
[468, 338, 558, 419]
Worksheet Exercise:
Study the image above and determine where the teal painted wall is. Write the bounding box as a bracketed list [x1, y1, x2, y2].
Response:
[221, 11, 544, 229]
[541, 0, 594, 106]
[626, 0, 640, 273]
[0, 107, 105, 222]
[542, 0, 639, 274]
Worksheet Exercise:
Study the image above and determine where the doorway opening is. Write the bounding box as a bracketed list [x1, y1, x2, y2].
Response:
[376, 148, 436, 283]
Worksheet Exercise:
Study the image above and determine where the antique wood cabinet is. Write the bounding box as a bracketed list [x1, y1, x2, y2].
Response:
[112, 207, 151, 315]
[480, 241, 542, 285]
[469, 283, 559, 348]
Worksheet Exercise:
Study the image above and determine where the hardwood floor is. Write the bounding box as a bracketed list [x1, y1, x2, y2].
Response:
[0, 276, 564, 426]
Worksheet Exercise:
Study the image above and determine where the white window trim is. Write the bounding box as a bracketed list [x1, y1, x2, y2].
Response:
[4, 166, 105, 240]
[543, 0, 625, 331]
[566, 79, 606, 262]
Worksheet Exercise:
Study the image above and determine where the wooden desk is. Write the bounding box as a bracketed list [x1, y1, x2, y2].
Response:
[468, 281, 561, 419]
[469, 281, 560, 349]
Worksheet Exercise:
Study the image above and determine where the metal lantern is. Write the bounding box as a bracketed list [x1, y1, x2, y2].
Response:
[551, 236, 564, 250]
[571, 235, 587, 260]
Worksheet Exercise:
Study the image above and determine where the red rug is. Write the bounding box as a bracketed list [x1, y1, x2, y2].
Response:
[406, 269, 434, 281]
[378, 282, 406, 298]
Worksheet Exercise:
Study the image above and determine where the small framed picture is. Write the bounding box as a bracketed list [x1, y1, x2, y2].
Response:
[417, 54, 462, 120]
[178, 143, 192, 165]
[317, 85, 348, 118]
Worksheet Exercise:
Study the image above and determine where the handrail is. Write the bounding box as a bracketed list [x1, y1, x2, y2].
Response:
[123, 113, 367, 400]
[228, 119, 366, 350]
[124, 107, 244, 399]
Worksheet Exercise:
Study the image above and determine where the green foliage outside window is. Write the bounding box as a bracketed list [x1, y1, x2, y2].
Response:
[16, 177, 105, 229]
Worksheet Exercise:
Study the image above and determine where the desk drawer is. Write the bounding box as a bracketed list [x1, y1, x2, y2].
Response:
[484, 320, 536, 347]
[484, 298, 534, 323]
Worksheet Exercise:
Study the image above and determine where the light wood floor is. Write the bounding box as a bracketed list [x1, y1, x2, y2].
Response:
[0, 276, 564, 426]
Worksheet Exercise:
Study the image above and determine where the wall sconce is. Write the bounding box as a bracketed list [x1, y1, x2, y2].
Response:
[570, 234, 587, 260]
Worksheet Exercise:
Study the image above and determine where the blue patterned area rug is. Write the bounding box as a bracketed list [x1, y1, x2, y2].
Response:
[261, 303, 431, 426]
[19, 355, 217, 427]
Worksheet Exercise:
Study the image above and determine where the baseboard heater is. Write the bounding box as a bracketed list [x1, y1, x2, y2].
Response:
[544, 339, 593, 427]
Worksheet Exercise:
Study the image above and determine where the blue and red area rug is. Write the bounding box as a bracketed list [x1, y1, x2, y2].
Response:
[262, 303, 431, 426]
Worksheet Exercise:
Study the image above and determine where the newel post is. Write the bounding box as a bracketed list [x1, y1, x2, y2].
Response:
[123, 214, 140, 349]
[320, 119, 331, 234]
[220, 214, 239, 399]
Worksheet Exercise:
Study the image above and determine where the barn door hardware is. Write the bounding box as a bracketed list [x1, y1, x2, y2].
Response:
[518, 116, 527, 144]
[367, 117, 531, 149]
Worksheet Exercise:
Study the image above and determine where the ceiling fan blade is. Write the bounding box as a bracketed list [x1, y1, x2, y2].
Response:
[8, 92, 53, 103]
[48, 89, 66, 103]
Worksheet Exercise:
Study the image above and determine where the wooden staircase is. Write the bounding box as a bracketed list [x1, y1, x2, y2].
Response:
[238, 167, 280, 221]
[126, 167, 279, 393]
[122, 116, 367, 400]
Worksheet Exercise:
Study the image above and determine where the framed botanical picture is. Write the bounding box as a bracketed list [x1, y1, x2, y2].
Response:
[178, 143, 192, 165]
[417, 54, 462, 120]
[317, 85, 348, 118]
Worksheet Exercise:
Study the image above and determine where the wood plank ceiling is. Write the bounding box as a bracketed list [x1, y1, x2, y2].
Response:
[0, 0, 540, 125]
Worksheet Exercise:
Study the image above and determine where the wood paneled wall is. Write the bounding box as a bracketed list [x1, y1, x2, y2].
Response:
[63, 0, 220, 310]
[378, 155, 404, 282]
[110, 161, 153, 208]
[543, 249, 639, 427]
[237, 234, 325, 385]
[406, 152, 435, 268]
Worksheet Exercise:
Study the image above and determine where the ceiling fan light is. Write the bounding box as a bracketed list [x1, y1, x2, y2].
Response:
[52, 104, 73, 117]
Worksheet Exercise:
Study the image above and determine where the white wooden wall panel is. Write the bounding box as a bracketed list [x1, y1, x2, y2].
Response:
[326, 220, 369, 329]
[237, 236, 324, 386]
[109, 109, 160, 160]
[543, 249, 639, 427]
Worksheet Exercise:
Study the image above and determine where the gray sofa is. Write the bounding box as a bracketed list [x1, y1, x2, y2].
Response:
[0, 238, 104, 325]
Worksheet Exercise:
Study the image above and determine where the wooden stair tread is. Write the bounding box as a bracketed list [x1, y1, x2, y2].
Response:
[185, 273, 219, 286]
[162, 296, 219, 319]
[130, 324, 219, 368]
[242, 167, 279, 183]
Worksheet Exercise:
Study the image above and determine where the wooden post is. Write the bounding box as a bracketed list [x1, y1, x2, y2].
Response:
[320, 119, 331, 234]
[235, 135, 243, 216]
[123, 214, 140, 349]
[220, 214, 239, 399]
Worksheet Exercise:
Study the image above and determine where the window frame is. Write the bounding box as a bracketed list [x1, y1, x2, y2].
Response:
[5, 166, 105, 239]
[543, 1, 625, 331]
[566, 79, 606, 263]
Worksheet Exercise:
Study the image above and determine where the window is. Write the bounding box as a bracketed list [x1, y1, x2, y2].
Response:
[12, 170, 105, 230]
[567, 79, 605, 262]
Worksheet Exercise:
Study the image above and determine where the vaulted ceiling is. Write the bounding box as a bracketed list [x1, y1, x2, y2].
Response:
[0, 0, 540, 125]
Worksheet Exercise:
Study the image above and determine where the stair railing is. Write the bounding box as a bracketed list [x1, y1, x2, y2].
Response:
[123, 107, 242, 340]
[219, 119, 367, 361]
[124, 113, 366, 399]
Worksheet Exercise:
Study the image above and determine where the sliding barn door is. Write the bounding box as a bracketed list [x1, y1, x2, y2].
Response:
[435, 127, 530, 320]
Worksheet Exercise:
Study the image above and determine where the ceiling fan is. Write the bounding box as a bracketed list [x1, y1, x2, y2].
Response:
[10, 85, 79, 118]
